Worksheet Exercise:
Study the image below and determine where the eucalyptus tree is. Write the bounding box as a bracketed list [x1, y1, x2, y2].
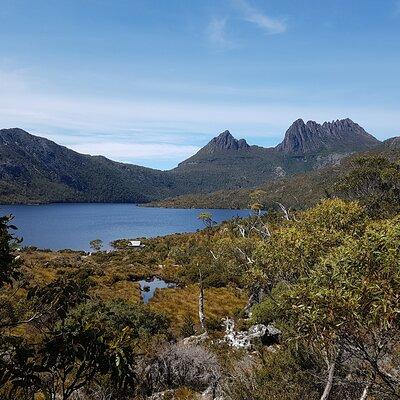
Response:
[285, 215, 400, 399]
[337, 155, 400, 217]
[89, 238, 103, 252]
[197, 212, 215, 229]
[0, 214, 21, 288]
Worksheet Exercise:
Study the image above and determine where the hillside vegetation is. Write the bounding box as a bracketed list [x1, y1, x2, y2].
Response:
[151, 144, 400, 210]
[0, 118, 382, 204]
[1, 155, 400, 399]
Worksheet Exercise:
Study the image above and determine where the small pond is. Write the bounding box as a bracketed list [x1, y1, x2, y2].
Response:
[138, 277, 177, 303]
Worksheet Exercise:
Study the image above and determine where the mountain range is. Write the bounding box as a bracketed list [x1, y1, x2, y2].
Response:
[0, 118, 385, 204]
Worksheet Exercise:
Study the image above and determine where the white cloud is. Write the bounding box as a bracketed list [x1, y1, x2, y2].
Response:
[69, 142, 199, 163]
[205, 1, 286, 49]
[206, 17, 235, 49]
[232, 0, 287, 34]
[0, 68, 398, 168]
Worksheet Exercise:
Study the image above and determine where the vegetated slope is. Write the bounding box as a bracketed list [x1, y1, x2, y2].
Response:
[151, 140, 400, 210]
[0, 128, 179, 203]
[0, 118, 381, 204]
[170, 119, 380, 194]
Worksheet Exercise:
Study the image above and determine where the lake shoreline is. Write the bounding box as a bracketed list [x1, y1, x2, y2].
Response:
[0, 201, 245, 210]
[0, 203, 249, 251]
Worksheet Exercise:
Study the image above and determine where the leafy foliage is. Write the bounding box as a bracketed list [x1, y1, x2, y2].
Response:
[2, 190, 400, 398]
[337, 156, 400, 216]
[0, 214, 21, 288]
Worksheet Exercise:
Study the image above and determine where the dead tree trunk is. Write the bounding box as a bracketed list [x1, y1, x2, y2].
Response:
[360, 381, 372, 400]
[243, 292, 256, 316]
[320, 347, 342, 400]
[359, 371, 375, 400]
[198, 269, 206, 331]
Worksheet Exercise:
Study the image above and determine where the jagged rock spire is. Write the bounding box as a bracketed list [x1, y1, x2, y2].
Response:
[276, 118, 379, 154]
[206, 130, 250, 151]
[195, 130, 250, 154]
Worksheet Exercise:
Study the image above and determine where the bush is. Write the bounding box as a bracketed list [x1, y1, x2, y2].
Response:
[180, 314, 196, 337]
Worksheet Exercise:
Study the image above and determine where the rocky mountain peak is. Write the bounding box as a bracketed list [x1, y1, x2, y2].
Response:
[276, 118, 380, 155]
[203, 130, 250, 153]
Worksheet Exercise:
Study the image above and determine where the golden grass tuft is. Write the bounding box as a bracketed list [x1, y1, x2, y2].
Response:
[149, 285, 246, 333]
[90, 280, 141, 303]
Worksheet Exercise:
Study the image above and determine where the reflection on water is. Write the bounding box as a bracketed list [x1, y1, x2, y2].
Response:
[138, 277, 177, 303]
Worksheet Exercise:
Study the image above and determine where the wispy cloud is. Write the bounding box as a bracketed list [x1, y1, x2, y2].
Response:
[232, 0, 287, 34]
[206, 17, 235, 49]
[395, 0, 400, 15]
[0, 68, 397, 168]
[206, 1, 286, 49]
[69, 142, 199, 164]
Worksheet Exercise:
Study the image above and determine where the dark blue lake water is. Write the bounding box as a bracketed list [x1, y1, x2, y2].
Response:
[0, 204, 249, 251]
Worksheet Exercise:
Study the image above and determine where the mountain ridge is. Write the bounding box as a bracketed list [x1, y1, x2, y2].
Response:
[276, 118, 380, 154]
[0, 118, 383, 204]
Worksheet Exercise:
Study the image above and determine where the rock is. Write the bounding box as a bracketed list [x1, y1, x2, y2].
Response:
[384, 136, 400, 149]
[262, 324, 282, 346]
[147, 389, 177, 399]
[182, 331, 209, 345]
[185, 130, 250, 158]
[222, 318, 281, 349]
[276, 118, 379, 155]
[274, 166, 286, 177]
[222, 318, 266, 349]
[207, 130, 250, 152]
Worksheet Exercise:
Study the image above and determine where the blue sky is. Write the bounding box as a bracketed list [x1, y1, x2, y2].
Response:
[0, 0, 399, 169]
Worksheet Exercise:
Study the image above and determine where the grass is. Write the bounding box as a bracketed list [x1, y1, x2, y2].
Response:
[150, 285, 246, 333]
[13, 232, 248, 338]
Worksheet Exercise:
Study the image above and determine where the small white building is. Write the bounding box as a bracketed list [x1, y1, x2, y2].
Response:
[129, 240, 144, 248]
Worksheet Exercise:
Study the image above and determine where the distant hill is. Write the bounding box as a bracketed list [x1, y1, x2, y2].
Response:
[0, 128, 179, 204]
[0, 119, 384, 204]
[151, 142, 400, 210]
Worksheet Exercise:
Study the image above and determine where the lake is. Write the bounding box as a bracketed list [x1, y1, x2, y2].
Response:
[0, 203, 249, 251]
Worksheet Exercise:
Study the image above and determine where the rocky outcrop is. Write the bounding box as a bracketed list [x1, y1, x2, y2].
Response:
[384, 136, 400, 149]
[222, 318, 281, 349]
[199, 130, 250, 154]
[276, 118, 380, 155]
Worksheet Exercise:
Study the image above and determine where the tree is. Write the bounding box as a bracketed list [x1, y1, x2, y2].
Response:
[89, 238, 103, 252]
[285, 216, 400, 399]
[2, 295, 170, 399]
[197, 212, 215, 229]
[0, 214, 21, 288]
[336, 156, 400, 217]
[198, 269, 206, 332]
[248, 199, 400, 399]
[249, 190, 266, 215]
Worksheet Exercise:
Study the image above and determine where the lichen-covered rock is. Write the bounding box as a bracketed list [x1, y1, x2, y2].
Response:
[222, 318, 281, 349]
[182, 331, 208, 345]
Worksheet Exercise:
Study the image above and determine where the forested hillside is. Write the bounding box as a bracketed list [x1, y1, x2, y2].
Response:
[0, 128, 180, 204]
[1, 155, 400, 399]
[152, 141, 400, 209]
[0, 119, 382, 204]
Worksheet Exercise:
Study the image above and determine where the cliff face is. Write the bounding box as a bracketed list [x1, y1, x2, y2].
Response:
[190, 130, 250, 155]
[276, 118, 380, 155]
